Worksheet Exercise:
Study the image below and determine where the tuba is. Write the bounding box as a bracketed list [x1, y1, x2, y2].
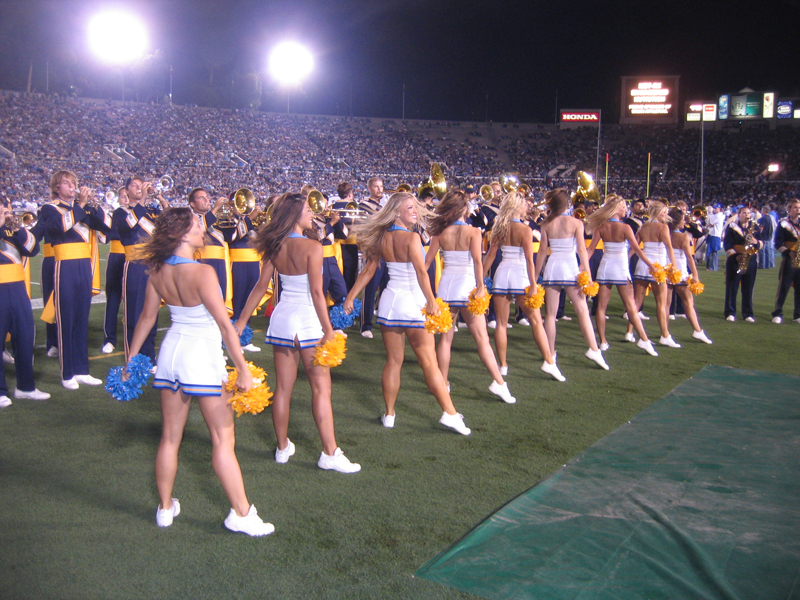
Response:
[418, 163, 447, 200]
[233, 188, 256, 216]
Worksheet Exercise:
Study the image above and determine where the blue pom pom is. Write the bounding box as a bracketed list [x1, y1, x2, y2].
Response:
[484, 277, 493, 293]
[105, 354, 153, 401]
[223, 320, 253, 349]
[329, 299, 361, 330]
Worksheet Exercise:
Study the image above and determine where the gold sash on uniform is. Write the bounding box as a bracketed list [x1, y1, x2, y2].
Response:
[0, 263, 25, 283]
[53, 242, 91, 261]
[110, 240, 125, 254]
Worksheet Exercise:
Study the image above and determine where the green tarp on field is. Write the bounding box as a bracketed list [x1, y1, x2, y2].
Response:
[417, 366, 800, 600]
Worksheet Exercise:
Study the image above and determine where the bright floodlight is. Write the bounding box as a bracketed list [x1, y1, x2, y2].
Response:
[269, 42, 313, 86]
[767, 164, 780, 173]
[88, 11, 148, 64]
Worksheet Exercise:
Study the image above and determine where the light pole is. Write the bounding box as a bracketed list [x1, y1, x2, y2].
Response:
[268, 42, 313, 115]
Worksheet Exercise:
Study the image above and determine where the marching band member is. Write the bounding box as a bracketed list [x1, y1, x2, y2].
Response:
[113, 176, 168, 362]
[586, 194, 658, 356]
[344, 192, 471, 435]
[236, 193, 360, 472]
[425, 190, 517, 403]
[102, 186, 128, 354]
[227, 201, 262, 351]
[626, 200, 680, 347]
[125, 207, 273, 536]
[358, 178, 387, 339]
[28, 200, 60, 358]
[1, 200, 50, 407]
[480, 183, 503, 328]
[310, 193, 348, 312]
[40, 170, 107, 389]
[483, 192, 565, 382]
[771, 199, 800, 324]
[724, 206, 763, 322]
[536, 189, 609, 370]
[331, 182, 359, 291]
[187, 188, 227, 297]
[666, 207, 712, 343]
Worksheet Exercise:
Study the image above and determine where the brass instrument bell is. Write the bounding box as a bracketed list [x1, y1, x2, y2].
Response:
[479, 185, 494, 203]
[499, 173, 520, 194]
[233, 188, 256, 215]
[307, 190, 327, 215]
[429, 163, 447, 200]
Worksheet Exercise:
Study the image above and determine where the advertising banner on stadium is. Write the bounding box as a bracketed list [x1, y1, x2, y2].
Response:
[560, 110, 601, 128]
[718, 95, 729, 120]
[777, 101, 793, 119]
[731, 93, 762, 118]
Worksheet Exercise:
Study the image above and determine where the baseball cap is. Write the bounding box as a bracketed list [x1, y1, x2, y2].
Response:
[464, 184, 475, 193]
[712, 203, 723, 209]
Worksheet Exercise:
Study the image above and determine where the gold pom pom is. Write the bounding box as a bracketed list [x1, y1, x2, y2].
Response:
[666, 264, 683, 285]
[422, 298, 453, 333]
[686, 276, 705, 295]
[650, 263, 667, 284]
[467, 288, 491, 315]
[226, 362, 273, 417]
[523, 285, 545, 309]
[313, 333, 347, 368]
[576, 271, 599, 297]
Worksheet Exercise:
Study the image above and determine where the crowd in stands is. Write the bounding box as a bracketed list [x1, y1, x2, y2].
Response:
[2, 90, 799, 210]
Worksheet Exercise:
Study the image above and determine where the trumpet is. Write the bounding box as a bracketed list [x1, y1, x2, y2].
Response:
[147, 175, 174, 197]
[5, 211, 37, 232]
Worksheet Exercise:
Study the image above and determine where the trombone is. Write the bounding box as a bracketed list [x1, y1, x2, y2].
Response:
[308, 190, 364, 220]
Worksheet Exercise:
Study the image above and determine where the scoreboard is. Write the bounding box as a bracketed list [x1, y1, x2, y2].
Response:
[620, 76, 680, 124]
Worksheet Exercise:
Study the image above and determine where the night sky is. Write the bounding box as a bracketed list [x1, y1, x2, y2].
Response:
[1, 0, 798, 122]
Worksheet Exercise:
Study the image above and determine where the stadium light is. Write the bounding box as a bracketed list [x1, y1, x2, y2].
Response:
[268, 42, 314, 86]
[767, 164, 780, 173]
[268, 41, 313, 113]
[87, 11, 148, 65]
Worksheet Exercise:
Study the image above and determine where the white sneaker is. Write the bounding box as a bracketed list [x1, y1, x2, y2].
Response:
[692, 330, 713, 344]
[224, 505, 274, 536]
[47, 347, 59, 358]
[624, 332, 636, 343]
[506, 322, 513, 328]
[794, 318, 800, 324]
[101, 343, 115, 354]
[318, 448, 361, 473]
[541, 361, 566, 382]
[14, 388, 50, 401]
[0, 396, 11, 408]
[668, 315, 675, 321]
[381, 413, 395, 428]
[772, 316, 782, 324]
[558, 315, 572, 321]
[726, 315, 735, 322]
[637, 339, 659, 356]
[638, 311, 650, 320]
[585, 349, 609, 370]
[487, 320, 497, 329]
[745, 316, 755, 323]
[2, 349, 14, 364]
[489, 380, 516, 404]
[659, 336, 682, 348]
[156, 498, 181, 527]
[333, 329, 348, 338]
[599, 342, 610, 351]
[361, 330, 374, 339]
[62, 378, 79, 390]
[499, 365, 508, 376]
[242, 344, 261, 352]
[676, 314, 687, 319]
[75, 374, 103, 386]
[275, 439, 296, 464]
[439, 412, 471, 436]
[518, 318, 530, 326]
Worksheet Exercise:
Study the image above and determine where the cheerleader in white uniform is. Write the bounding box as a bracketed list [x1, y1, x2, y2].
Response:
[586, 195, 659, 356]
[666, 207, 712, 344]
[344, 192, 471, 435]
[535, 189, 608, 370]
[236, 193, 360, 473]
[626, 201, 681, 348]
[424, 191, 517, 403]
[126, 207, 273, 536]
[482, 193, 565, 382]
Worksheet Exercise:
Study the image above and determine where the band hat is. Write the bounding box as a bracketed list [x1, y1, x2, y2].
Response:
[464, 184, 475, 193]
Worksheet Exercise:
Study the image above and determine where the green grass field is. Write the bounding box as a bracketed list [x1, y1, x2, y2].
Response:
[1, 249, 797, 600]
